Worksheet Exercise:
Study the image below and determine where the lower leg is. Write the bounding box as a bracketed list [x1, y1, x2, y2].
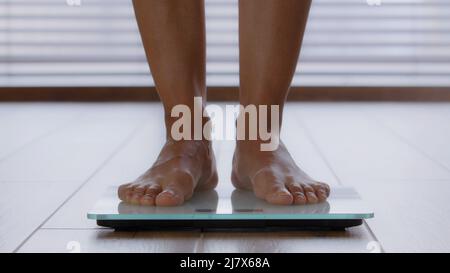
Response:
[132, 0, 207, 133]
[118, 0, 217, 206]
[233, 0, 330, 205]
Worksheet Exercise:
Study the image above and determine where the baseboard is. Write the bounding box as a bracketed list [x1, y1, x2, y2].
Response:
[1, 86, 450, 102]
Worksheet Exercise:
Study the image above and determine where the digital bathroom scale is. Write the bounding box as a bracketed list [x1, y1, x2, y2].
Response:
[88, 186, 373, 231]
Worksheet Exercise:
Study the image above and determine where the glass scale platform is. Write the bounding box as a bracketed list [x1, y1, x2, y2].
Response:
[88, 186, 373, 231]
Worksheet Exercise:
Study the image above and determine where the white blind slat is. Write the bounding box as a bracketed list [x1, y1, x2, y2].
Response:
[1, 0, 449, 87]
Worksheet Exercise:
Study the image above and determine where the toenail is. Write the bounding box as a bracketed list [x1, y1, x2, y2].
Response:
[143, 194, 154, 198]
[161, 189, 174, 194]
[295, 194, 306, 200]
[160, 190, 180, 197]
[307, 192, 317, 199]
[272, 192, 291, 199]
[131, 193, 142, 199]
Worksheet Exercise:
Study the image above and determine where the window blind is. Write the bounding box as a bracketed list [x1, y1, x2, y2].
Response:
[1, 0, 449, 87]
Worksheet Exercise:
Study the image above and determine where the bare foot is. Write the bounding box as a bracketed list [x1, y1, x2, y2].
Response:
[118, 139, 218, 206]
[231, 141, 330, 205]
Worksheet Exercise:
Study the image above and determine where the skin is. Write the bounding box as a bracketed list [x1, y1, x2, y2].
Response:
[118, 0, 217, 206]
[233, 0, 329, 205]
[118, 0, 330, 206]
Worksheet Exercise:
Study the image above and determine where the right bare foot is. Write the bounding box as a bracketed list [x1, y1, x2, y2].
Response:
[118, 139, 218, 206]
[231, 140, 330, 206]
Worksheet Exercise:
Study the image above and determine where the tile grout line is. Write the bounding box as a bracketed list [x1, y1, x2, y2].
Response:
[0, 112, 84, 164]
[12, 118, 147, 253]
[358, 106, 450, 253]
[40, 227, 109, 230]
[194, 233, 205, 253]
[362, 109, 450, 175]
[295, 107, 385, 252]
[295, 111, 343, 186]
[363, 221, 386, 253]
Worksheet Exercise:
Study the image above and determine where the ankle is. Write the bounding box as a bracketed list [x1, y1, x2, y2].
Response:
[234, 104, 281, 150]
[163, 96, 212, 142]
[235, 139, 269, 153]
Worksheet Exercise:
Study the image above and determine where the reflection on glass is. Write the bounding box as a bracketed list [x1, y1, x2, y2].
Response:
[118, 190, 219, 215]
[87, 186, 373, 220]
[231, 189, 330, 214]
[116, 189, 330, 215]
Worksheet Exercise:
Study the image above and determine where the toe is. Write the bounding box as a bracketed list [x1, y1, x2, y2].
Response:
[310, 181, 330, 202]
[139, 194, 155, 206]
[156, 188, 184, 206]
[140, 184, 162, 206]
[316, 190, 328, 202]
[118, 183, 132, 201]
[129, 192, 145, 205]
[118, 183, 138, 202]
[265, 186, 293, 205]
[302, 184, 319, 204]
[314, 185, 328, 202]
[128, 184, 148, 205]
[287, 182, 307, 205]
[251, 169, 293, 205]
[156, 170, 195, 206]
[146, 183, 163, 196]
[311, 182, 330, 197]
[306, 191, 319, 203]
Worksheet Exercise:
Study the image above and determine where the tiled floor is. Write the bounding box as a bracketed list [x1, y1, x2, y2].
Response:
[1, 102, 450, 253]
